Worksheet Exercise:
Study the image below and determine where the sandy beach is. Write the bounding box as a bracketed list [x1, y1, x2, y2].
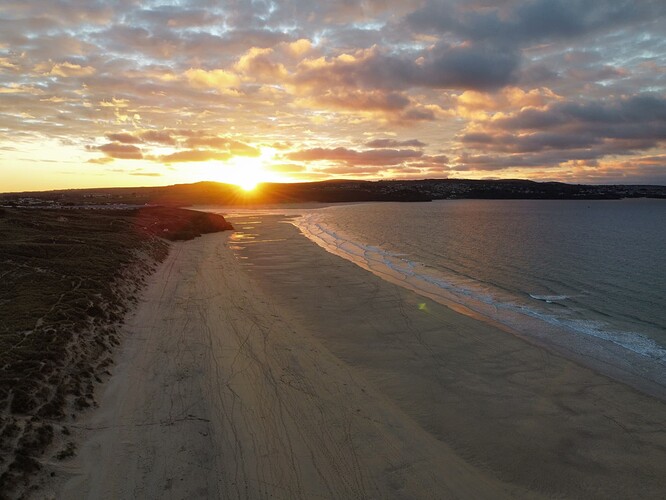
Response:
[42, 214, 666, 499]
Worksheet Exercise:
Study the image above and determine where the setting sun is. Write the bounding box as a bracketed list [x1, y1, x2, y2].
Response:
[201, 147, 279, 190]
[229, 155, 265, 191]
[237, 178, 259, 191]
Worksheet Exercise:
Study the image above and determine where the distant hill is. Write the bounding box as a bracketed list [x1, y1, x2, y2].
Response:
[2, 179, 665, 207]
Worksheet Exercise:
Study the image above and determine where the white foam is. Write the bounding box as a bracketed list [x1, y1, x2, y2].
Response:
[293, 212, 666, 366]
[529, 294, 570, 303]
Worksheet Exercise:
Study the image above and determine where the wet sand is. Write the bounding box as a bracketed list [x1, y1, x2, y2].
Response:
[47, 215, 666, 499]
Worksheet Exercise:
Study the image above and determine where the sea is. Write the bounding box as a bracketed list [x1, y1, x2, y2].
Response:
[291, 199, 666, 394]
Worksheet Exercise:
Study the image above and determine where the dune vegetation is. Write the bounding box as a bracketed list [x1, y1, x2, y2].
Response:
[0, 206, 231, 496]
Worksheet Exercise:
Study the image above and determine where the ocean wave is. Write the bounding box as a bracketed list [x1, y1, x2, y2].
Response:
[293, 212, 666, 365]
[529, 294, 570, 303]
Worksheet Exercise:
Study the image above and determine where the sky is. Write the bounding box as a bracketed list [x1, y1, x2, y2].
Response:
[1, 0, 666, 192]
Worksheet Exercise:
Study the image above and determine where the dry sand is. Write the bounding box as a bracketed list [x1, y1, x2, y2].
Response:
[43, 214, 666, 499]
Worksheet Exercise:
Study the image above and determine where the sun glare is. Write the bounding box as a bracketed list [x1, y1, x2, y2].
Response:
[199, 147, 283, 189]
[214, 147, 277, 191]
[237, 176, 259, 191]
[229, 156, 264, 191]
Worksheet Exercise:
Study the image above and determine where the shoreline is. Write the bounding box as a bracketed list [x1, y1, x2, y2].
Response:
[226, 214, 666, 497]
[289, 208, 666, 402]
[41, 214, 666, 499]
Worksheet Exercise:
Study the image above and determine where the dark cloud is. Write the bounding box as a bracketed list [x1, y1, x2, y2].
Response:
[460, 132, 495, 145]
[453, 153, 535, 171]
[400, 107, 437, 122]
[366, 138, 426, 148]
[407, 0, 666, 46]
[132, 6, 224, 29]
[494, 95, 666, 146]
[106, 133, 141, 144]
[312, 164, 395, 176]
[216, 0, 409, 29]
[105, 130, 176, 146]
[421, 154, 449, 165]
[141, 130, 176, 145]
[460, 131, 601, 153]
[419, 43, 520, 91]
[96, 142, 143, 160]
[94, 25, 182, 60]
[404, 0, 666, 96]
[295, 43, 520, 93]
[455, 94, 666, 172]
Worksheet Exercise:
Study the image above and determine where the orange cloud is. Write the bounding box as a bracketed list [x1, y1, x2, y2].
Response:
[265, 163, 306, 173]
[284, 39, 313, 57]
[158, 149, 231, 163]
[35, 61, 96, 77]
[87, 157, 114, 165]
[105, 130, 176, 145]
[234, 47, 288, 81]
[287, 147, 423, 165]
[185, 68, 240, 90]
[184, 136, 259, 156]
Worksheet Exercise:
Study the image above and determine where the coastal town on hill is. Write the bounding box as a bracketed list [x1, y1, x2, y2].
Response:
[3, 179, 666, 208]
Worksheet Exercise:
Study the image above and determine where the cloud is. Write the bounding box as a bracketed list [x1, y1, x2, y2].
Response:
[158, 149, 231, 163]
[133, 6, 223, 29]
[418, 43, 520, 91]
[87, 156, 114, 165]
[265, 163, 306, 173]
[96, 142, 143, 160]
[106, 133, 141, 144]
[0, 58, 19, 71]
[407, 0, 666, 46]
[311, 164, 395, 176]
[106, 130, 177, 146]
[235, 47, 288, 81]
[287, 147, 423, 166]
[303, 89, 408, 111]
[184, 136, 260, 156]
[293, 44, 520, 93]
[366, 138, 426, 148]
[493, 95, 666, 146]
[99, 98, 130, 108]
[130, 171, 162, 177]
[420, 154, 449, 165]
[477, 87, 561, 112]
[285, 39, 313, 57]
[93, 130, 260, 166]
[0, 84, 43, 95]
[48, 61, 96, 77]
[141, 130, 176, 145]
[185, 68, 240, 90]
[2, 0, 666, 186]
[452, 94, 666, 173]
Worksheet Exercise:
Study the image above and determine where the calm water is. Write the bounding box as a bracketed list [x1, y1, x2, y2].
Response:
[294, 200, 666, 373]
